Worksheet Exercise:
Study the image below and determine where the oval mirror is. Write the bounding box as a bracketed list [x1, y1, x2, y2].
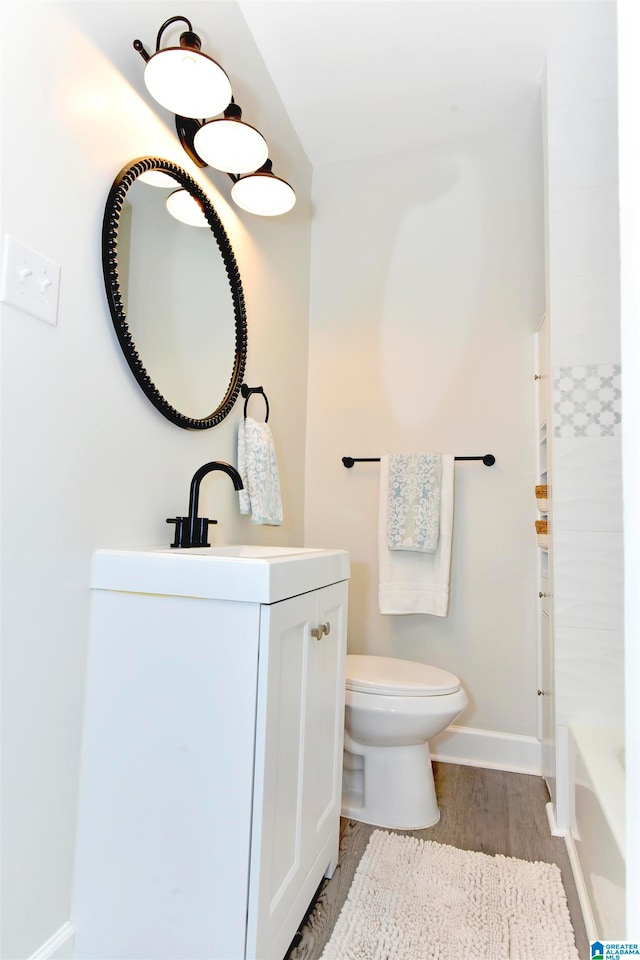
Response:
[102, 157, 247, 429]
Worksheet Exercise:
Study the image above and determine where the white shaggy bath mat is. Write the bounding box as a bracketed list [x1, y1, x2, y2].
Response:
[321, 830, 579, 960]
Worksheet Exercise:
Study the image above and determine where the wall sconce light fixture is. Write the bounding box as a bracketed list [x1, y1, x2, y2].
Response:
[134, 16, 296, 217]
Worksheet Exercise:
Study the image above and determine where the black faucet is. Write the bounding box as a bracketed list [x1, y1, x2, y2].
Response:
[166, 461, 244, 548]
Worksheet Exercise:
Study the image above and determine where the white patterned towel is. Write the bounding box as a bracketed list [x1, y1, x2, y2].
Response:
[379, 455, 455, 616]
[237, 417, 283, 525]
[387, 453, 442, 552]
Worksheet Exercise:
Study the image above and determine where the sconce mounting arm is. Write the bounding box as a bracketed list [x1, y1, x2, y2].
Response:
[155, 16, 194, 52]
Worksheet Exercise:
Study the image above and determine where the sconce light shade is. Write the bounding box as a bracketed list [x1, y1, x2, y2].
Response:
[193, 103, 269, 174]
[231, 161, 296, 217]
[166, 189, 209, 227]
[143, 29, 231, 119]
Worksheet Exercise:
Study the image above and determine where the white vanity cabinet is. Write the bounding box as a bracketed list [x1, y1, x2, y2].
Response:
[72, 547, 349, 960]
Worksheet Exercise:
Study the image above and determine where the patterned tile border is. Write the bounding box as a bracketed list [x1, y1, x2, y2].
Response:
[553, 364, 621, 438]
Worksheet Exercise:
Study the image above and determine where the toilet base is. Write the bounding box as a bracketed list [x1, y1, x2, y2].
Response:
[341, 737, 440, 830]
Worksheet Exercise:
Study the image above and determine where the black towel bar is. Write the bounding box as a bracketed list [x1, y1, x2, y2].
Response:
[342, 454, 496, 468]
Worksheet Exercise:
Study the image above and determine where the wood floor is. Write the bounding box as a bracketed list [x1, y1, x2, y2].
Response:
[284, 762, 589, 960]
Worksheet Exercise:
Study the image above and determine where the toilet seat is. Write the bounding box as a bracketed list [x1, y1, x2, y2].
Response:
[345, 655, 460, 697]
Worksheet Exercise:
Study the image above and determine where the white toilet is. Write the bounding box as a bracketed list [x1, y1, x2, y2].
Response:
[341, 654, 467, 830]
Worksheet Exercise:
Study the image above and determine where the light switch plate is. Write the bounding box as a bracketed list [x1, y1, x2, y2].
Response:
[1, 235, 60, 326]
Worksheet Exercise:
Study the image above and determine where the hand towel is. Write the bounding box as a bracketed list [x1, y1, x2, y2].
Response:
[378, 454, 455, 616]
[387, 453, 442, 552]
[237, 416, 283, 525]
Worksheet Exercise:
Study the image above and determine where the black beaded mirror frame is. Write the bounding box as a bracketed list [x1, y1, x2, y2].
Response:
[102, 157, 247, 429]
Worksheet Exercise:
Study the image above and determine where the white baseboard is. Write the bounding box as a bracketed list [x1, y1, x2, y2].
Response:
[546, 800, 567, 837]
[564, 829, 599, 943]
[431, 724, 542, 775]
[28, 922, 74, 960]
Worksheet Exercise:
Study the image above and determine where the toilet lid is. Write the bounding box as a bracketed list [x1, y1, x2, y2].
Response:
[345, 655, 461, 697]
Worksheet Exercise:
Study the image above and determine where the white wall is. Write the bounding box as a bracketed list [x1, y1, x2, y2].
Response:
[618, 0, 640, 934]
[543, 23, 627, 939]
[305, 119, 545, 752]
[543, 30, 622, 858]
[546, 34, 624, 739]
[0, 3, 311, 957]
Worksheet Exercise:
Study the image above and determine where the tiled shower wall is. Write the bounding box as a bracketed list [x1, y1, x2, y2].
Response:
[546, 34, 624, 733]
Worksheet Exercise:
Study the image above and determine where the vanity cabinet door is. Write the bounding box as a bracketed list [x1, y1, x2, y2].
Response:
[246, 581, 348, 960]
[301, 584, 348, 865]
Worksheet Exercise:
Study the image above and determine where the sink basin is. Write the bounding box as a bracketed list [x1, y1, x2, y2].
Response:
[91, 545, 350, 604]
[203, 545, 324, 559]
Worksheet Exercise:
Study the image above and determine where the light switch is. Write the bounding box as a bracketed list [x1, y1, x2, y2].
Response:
[1, 235, 60, 326]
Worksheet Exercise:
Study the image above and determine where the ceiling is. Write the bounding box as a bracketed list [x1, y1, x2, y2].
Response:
[238, 0, 616, 166]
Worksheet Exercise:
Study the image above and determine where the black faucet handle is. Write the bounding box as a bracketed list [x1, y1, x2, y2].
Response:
[166, 515, 217, 549]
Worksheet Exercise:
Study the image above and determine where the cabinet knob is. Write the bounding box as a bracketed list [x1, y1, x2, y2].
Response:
[537, 689, 545, 696]
[310, 622, 331, 641]
[538, 591, 549, 598]
[534, 374, 546, 380]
